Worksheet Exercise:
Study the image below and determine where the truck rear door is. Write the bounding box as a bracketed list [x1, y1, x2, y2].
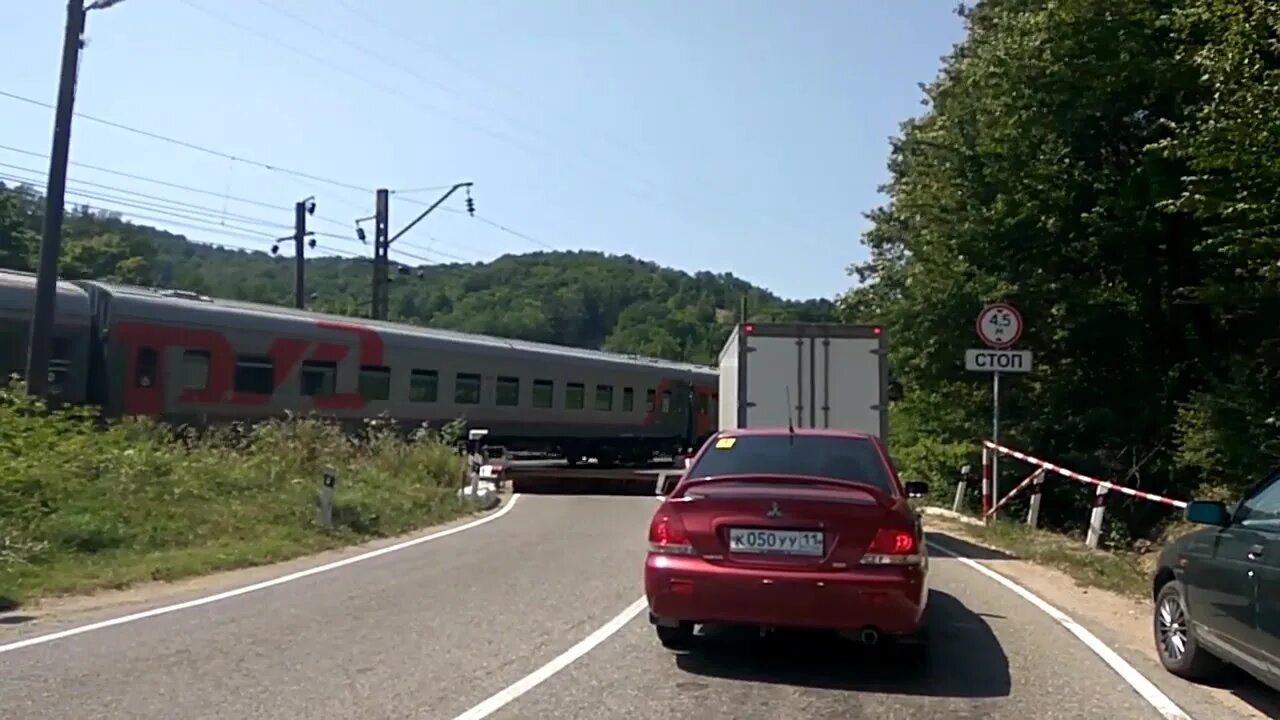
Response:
[739, 324, 886, 437]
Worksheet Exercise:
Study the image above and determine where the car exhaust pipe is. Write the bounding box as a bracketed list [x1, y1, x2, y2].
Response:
[859, 628, 879, 646]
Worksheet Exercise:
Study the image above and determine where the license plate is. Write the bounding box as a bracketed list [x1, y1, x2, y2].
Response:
[727, 528, 824, 556]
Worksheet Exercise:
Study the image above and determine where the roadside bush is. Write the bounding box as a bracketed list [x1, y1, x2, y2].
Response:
[0, 382, 469, 603]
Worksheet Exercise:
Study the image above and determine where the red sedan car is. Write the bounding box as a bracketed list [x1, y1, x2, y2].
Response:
[644, 427, 931, 659]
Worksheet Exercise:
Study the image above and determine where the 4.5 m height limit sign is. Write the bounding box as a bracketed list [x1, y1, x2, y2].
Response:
[967, 303, 1032, 520]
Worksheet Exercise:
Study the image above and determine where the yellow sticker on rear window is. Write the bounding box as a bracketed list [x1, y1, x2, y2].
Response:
[714, 437, 736, 449]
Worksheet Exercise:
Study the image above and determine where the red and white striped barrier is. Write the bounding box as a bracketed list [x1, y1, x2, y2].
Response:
[983, 442, 1186, 509]
[980, 441, 1187, 549]
[984, 467, 1045, 519]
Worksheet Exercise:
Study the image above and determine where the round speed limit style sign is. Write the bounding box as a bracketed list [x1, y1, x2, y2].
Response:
[976, 303, 1023, 349]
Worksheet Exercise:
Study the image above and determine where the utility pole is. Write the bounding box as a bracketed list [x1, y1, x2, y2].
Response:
[25, 0, 127, 400]
[361, 183, 473, 321]
[270, 196, 315, 309]
[372, 188, 389, 320]
[294, 200, 306, 309]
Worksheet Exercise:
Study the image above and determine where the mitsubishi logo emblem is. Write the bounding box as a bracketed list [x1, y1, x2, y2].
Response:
[766, 502, 782, 518]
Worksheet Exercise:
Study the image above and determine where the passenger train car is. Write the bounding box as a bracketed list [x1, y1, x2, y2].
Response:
[0, 269, 720, 463]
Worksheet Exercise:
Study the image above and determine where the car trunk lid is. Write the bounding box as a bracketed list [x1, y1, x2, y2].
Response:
[671, 474, 894, 569]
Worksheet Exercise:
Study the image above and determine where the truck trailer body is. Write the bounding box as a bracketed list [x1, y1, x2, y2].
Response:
[717, 322, 888, 440]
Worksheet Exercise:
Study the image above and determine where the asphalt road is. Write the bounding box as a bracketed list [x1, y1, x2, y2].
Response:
[0, 494, 1266, 719]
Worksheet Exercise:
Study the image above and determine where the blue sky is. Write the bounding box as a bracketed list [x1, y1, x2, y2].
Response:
[3, 1, 966, 301]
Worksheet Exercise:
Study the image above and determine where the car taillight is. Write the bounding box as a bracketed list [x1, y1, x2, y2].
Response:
[860, 527, 923, 566]
[648, 512, 695, 555]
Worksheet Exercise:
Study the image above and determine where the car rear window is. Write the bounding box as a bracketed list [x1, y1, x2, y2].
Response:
[686, 434, 895, 494]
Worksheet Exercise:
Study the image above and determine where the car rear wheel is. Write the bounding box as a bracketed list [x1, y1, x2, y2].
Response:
[655, 622, 694, 651]
[1154, 579, 1222, 680]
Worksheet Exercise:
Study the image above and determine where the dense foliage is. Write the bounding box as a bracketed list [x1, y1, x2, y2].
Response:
[0, 382, 469, 603]
[844, 0, 1280, 538]
[0, 184, 835, 366]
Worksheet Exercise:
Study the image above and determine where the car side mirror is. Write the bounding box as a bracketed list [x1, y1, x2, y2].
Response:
[1185, 500, 1231, 527]
[904, 480, 929, 499]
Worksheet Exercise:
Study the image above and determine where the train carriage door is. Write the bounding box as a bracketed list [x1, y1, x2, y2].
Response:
[125, 344, 164, 416]
[692, 384, 716, 443]
[668, 379, 695, 447]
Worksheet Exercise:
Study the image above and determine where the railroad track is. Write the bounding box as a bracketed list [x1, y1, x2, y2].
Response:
[500, 463, 683, 495]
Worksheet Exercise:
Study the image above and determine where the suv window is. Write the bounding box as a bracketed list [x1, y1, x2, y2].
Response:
[685, 434, 895, 494]
[1238, 473, 1280, 527]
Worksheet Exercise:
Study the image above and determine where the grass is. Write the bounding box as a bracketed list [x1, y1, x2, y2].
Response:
[0, 384, 472, 606]
[961, 518, 1157, 599]
[916, 501, 1163, 601]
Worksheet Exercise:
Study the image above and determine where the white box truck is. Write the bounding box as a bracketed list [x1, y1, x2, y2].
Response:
[717, 322, 889, 439]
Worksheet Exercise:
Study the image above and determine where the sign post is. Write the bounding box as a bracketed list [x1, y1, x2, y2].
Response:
[970, 302, 1027, 521]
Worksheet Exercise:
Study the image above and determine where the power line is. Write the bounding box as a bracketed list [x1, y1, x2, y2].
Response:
[458, 210, 557, 250]
[3, 162, 528, 265]
[0, 144, 355, 229]
[0, 163, 296, 231]
[2, 168, 481, 270]
[0, 89, 374, 194]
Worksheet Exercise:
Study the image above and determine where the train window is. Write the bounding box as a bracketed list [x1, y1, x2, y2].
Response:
[646, 388, 656, 412]
[300, 360, 336, 396]
[622, 387, 635, 412]
[532, 379, 554, 408]
[183, 350, 211, 391]
[134, 347, 158, 389]
[455, 372, 482, 405]
[496, 376, 520, 407]
[409, 369, 438, 402]
[359, 365, 391, 401]
[234, 356, 275, 395]
[595, 384, 614, 411]
[661, 389, 673, 413]
[565, 382, 585, 410]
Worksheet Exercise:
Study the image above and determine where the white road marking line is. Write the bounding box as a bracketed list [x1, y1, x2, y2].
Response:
[0, 494, 523, 655]
[449, 596, 649, 720]
[927, 540, 1193, 720]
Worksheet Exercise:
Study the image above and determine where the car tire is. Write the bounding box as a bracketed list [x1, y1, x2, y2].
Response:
[656, 622, 694, 651]
[1154, 579, 1223, 680]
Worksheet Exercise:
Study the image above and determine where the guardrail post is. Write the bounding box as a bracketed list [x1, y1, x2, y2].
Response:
[953, 463, 972, 513]
[1085, 484, 1108, 549]
[981, 446, 992, 522]
[1026, 468, 1044, 528]
[952, 481, 967, 513]
[319, 466, 336, 528]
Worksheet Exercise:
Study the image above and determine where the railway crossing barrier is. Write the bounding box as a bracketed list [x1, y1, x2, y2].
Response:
[977, 441, 1187, 549]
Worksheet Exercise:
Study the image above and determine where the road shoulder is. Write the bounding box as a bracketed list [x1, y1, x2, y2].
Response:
[923, 514, 1279, 720]
[0, 490, 516, 637]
